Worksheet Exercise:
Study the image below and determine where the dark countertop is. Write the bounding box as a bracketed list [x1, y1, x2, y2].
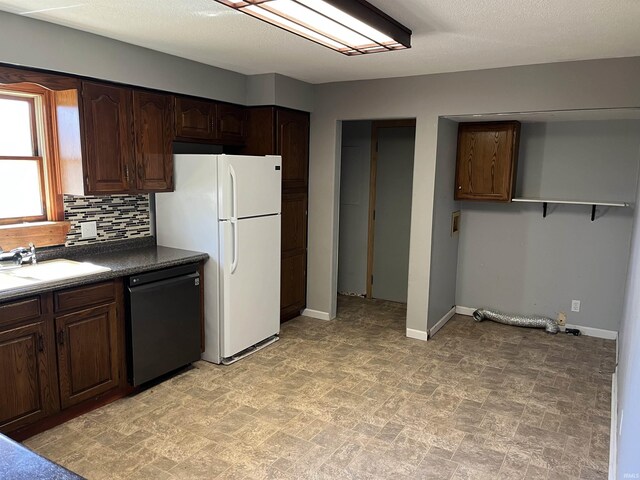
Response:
[0, 433, 83, 480]
[0, 239, 208, 303]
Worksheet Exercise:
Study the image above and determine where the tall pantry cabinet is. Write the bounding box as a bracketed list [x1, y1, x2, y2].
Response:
[241, 107, 310, 322]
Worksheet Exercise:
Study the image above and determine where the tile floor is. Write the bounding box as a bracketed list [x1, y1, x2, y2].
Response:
[24, 295, 615, 479]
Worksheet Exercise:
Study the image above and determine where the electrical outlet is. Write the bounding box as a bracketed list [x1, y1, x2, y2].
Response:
[557, 312, 567, 326]
[571, 300, 581, 312]
[80, 221, 97, 239]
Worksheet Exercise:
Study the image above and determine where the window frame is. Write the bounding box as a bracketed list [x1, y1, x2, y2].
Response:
[0, 82, 65, 228]
[0, 92, 49, 226]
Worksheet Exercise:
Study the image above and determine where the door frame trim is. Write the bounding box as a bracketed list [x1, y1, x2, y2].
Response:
[366, 119, 416, 299]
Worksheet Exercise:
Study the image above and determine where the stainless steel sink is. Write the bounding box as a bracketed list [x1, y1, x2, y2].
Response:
[0, 259, 111, 292]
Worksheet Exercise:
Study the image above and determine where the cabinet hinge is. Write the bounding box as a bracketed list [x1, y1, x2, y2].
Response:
[371, 275, 374, 285]
[373, 210, 376, 221]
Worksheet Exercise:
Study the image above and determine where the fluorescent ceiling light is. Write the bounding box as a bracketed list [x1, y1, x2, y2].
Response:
[215, 0, 411, 55]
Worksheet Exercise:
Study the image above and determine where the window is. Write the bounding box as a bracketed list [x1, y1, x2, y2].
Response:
[0, 90, 49, 225]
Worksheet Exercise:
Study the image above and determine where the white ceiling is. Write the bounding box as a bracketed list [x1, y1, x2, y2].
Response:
[1, 0, 640, 84]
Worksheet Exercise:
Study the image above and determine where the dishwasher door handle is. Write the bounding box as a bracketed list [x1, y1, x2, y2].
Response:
[128, 272, 200, 293]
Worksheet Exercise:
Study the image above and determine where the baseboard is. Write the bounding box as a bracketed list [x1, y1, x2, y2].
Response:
[406, 328, 428, 341]
[609, 369, 617, 480]
[429, 307, 456, 338]
[301, 308, 332, 321]
[565, 324, 618, 340]
[455, 306, 476, 316]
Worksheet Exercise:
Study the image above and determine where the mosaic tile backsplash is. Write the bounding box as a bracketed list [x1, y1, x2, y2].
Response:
[64, 194, 152, 246]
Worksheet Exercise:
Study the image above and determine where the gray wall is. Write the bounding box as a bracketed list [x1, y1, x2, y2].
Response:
[516, 120, 640, 202]
[456, 120, 640, 331]
[427, 119, 460, 330]
[0, 11, 247, 103]
[337, 121, 371, 295]
[371, 126, 415, 303]
[456, 202, 633, 331]
[307, 57, 640, 336]
[617, 171, 640, 478]
[246, 73, 314, 112]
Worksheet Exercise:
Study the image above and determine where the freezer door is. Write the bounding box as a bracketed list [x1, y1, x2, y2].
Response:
[217, 155, 281, 220]
[219, 214, 281, 359]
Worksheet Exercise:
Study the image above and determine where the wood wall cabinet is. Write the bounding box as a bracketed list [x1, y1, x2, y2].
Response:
[174, 97, 215, 141]
[0, 280, 126, 438]
[455, 121, 521, 202]
[174, 96, 247, 145]
[242, 107, 310, 321]
[81, 82, 133, 194]
[277, 109, 310, 190]
[132, 91, 174, 191]
[80, 82, 174, 194]
[216, 103, 247, 145]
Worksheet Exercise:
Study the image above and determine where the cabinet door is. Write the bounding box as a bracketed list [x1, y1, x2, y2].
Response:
[276, 109, 309, 190]
[81, 82, 133, 193]
[281, 254, 307, 322]
[175, 97, 215, 140]
[0, 322, 59, 433]
[133, 91, 174, 191]
[280, 193, 307, 321]
[240, 107, 276, 156]
[455, 122, 520, 202]
[55, 304, 119, 409]
[216, 103, 246, 144]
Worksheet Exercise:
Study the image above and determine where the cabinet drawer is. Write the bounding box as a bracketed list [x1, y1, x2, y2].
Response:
[0, 297, 41, 329]
[54, 281, 116, 313]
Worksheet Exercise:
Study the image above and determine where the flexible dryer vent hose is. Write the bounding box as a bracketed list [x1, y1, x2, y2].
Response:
[473, 308, 560, 334]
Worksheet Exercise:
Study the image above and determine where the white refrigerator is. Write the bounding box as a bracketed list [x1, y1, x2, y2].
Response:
[155, 154, 281, 364]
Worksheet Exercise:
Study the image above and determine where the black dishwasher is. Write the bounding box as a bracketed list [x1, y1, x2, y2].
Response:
[126, 263, 201, 386]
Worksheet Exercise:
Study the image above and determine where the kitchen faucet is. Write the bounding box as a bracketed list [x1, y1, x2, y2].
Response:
[0, 243, 37, 268]
[19, 243, 38, 265]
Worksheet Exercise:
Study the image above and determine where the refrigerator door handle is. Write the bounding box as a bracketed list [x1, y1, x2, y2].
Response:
[229, 164, 239, 274]
[231, 218, 239, 274]
[229, 165, 238, 219]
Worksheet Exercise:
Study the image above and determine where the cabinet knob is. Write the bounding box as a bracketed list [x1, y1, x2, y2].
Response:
[458, 186, 462, 190]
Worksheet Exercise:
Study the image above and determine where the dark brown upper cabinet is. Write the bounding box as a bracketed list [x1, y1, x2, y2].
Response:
[80, 82, 174, 194]
[132, 91, 174, 192]
[81, 82, 134, 194]
[455, 121, 521, 202]
[276, 109, 310, 191]
[174, 95, 246, 145]
[242, 107, 310, 192]
[216, 103, 247, 145]
[174, 97, 215, 141]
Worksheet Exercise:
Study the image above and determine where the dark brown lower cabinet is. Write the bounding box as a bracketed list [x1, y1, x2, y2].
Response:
[0, 320, 59, 432]
[55, 303, 120, 409]
[0, 280, 126, 439]
[281, 253, 307, 320]
[280, 192, 307, 321]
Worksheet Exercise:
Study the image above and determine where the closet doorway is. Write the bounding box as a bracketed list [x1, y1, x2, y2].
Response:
[337, 119, 415, 304]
